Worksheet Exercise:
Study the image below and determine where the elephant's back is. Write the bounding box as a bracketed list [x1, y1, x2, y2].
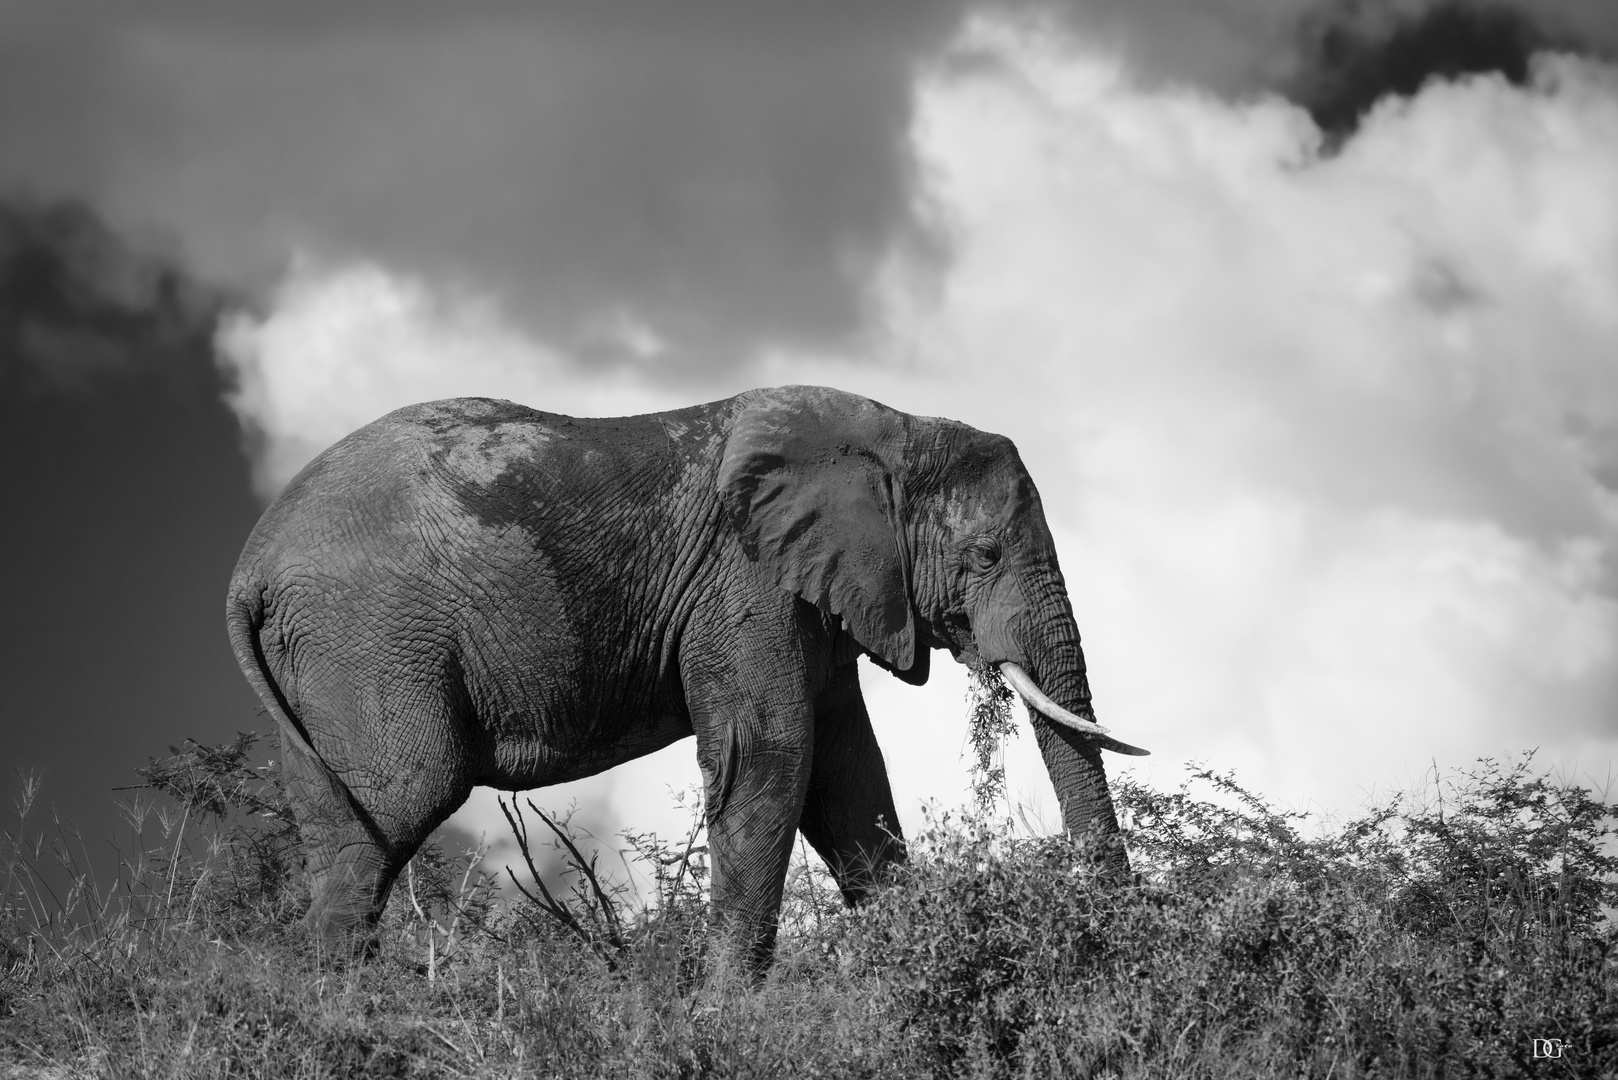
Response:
[240, 397, 536, 535]
[228, 400, 514, 599]
[269, 398, 541, 505]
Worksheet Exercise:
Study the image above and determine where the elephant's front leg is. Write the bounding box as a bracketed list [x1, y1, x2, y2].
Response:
[682, 604, 820, 975]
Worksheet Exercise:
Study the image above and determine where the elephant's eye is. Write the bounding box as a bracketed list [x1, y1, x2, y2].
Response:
[963, 537, 1001, 573]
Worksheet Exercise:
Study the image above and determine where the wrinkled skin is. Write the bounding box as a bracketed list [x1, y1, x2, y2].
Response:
[228, 386, 1126, 970]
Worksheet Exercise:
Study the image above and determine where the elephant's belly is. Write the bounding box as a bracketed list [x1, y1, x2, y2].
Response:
[477, 706, 695, 790]
[446, 542, 696, 789]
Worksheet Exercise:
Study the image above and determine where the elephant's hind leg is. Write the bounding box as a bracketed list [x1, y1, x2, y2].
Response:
[280, 671, 476, 952]
[277, 729, 393, 949]
[799, 662, 906, 906]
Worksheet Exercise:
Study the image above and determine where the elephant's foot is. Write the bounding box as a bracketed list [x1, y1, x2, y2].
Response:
[705, 910, 781, 984]
[301, 875, 386, 960]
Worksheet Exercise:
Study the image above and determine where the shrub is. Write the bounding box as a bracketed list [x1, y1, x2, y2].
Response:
[842, 757, 1617, 1078]
[129, 732, 308, 933]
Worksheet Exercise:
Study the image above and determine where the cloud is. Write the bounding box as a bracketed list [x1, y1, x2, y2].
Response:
[990, 3, 1618, 138]
[0, 196, 263, 903]
[1286, 0, 1618, 142]
[864, 15, 1618, 813]
[216, 258, 706, 497]
[0, 2, 963, 370]
[0, 198, 225, 395]
[9, 0, 1612, 380]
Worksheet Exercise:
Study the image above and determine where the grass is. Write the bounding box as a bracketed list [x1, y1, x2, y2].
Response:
[2, 733, 1614, 1079]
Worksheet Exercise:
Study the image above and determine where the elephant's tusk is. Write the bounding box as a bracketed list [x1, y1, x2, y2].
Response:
[998, 663, 1151, 756]
[998, 663, 1110, 735]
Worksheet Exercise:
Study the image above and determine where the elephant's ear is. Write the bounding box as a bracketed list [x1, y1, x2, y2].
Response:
[717, 386, 918, 675]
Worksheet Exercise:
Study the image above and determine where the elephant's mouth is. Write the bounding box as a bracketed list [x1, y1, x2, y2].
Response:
[924, 617, 973, 664]
[998, 662, 1151, 758]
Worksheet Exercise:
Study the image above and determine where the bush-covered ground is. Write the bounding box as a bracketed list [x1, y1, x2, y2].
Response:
[2, 734, 1614, 1079]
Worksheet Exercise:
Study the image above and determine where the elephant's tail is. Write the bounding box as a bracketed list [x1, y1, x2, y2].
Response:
[225, 582, 328, 775]
[227, 581, 388, 859]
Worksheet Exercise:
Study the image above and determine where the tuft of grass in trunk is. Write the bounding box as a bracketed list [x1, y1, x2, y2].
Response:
[965, 659, 1019, 815]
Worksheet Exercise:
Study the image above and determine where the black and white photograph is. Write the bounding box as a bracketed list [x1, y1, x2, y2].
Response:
[3, 1, 1615, 1075]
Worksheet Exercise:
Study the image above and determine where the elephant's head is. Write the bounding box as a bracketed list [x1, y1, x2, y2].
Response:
[718, 386, 1145, 866]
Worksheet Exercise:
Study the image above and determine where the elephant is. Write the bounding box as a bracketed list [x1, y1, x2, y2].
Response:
[226, 385, 1146, 970]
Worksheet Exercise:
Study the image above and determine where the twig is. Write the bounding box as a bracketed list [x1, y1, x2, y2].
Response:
[666, 810, 707, 909]
[498, 798, 613, 962]
[163, 805, 190, 920]
[447, 838, 486, 942]
[406, 860, 437, 981]
[422, 1023, 474, 1076]
[526, 799, 626, 949]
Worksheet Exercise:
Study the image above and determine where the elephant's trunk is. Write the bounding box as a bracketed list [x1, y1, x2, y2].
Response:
[1017, 615, 1131, 876]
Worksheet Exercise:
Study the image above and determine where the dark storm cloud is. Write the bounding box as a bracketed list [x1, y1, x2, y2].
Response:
[0, 199, 226, 393]
[0, 197, 264, 883]
[1016, 2, 1618, 137]
[0, 1, 967, 370]
[1288, 1, 1599, 143]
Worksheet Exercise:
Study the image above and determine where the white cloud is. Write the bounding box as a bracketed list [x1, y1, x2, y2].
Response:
[216, 258, 689, 498]
[867, 16, 1618, 814]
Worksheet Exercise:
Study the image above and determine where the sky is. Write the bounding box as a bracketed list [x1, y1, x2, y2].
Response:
[4, 0, 1616, 891]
